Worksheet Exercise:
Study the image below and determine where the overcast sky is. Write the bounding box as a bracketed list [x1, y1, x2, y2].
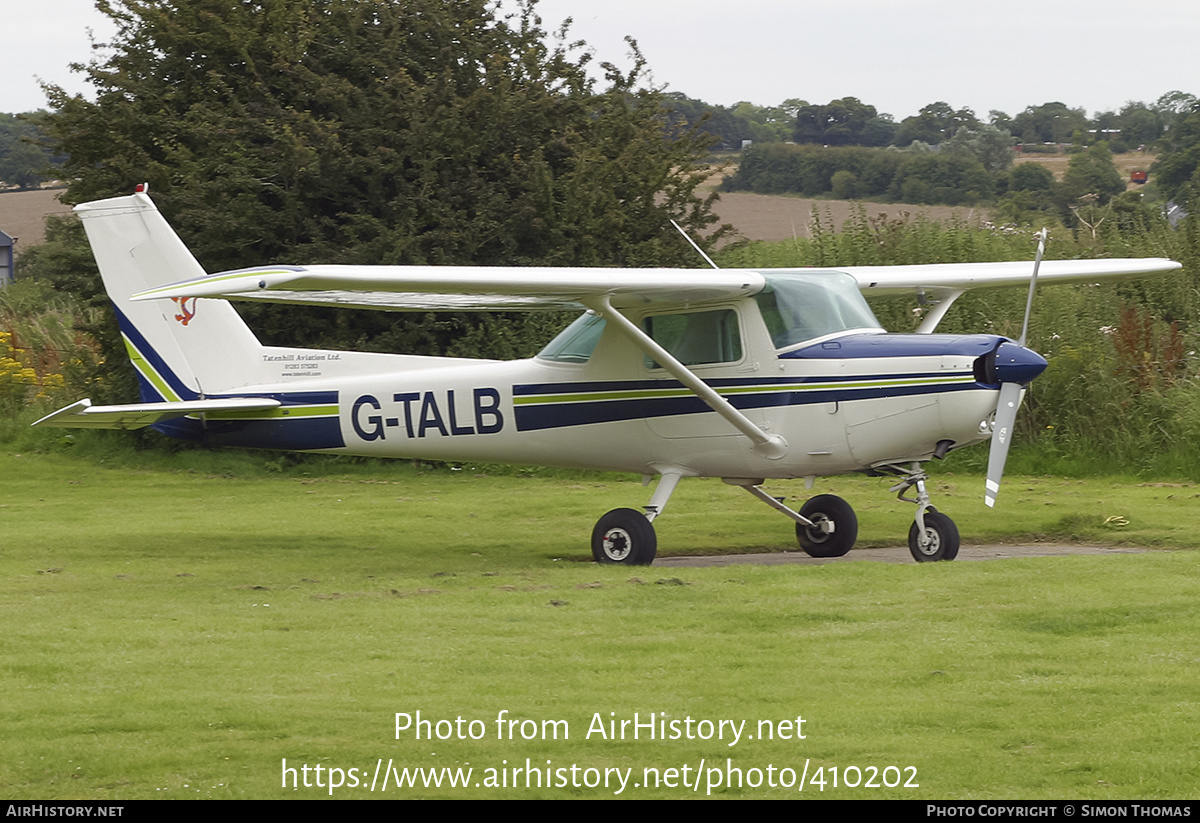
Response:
[5, 0, 1197, 120]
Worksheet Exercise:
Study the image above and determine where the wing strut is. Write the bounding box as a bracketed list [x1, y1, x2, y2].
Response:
[587, 296, 788, 459]
[915, 289, 965, 334]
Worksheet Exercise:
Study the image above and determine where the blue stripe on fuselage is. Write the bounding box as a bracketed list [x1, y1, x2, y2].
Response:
[514, 333, 1002, 432]
[152, 388, 343, 449]
[513, 380, 977, 431]
[154, 413, 344, 450]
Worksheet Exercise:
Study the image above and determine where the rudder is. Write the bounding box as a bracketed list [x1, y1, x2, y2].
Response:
[75, 189, 265, 401]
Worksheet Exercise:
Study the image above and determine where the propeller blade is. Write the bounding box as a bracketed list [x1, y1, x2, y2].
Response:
[989, 230, 1048, 507]
[985, 381, 1023, 508]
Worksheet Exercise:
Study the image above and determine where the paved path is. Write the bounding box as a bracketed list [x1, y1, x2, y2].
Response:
[657, 544, 1147, 567]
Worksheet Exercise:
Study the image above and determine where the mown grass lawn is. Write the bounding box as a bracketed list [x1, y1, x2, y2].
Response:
[3, 451, 1198, 799]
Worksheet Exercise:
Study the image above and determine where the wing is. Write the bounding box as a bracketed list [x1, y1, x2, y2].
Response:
[132, 265, 766, 311]
[839, 258, 1182, 295]
[33, 398, 282, 430]
[837, 257, 1182, 333]
[130, 258, 1182, 320]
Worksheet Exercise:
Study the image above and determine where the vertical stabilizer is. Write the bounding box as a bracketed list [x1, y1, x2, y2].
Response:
[74, 190, 265, 401]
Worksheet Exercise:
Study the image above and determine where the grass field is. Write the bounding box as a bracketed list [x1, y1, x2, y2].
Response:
[3, 449, 1199, 799]
[1013, 150, 1153, 187]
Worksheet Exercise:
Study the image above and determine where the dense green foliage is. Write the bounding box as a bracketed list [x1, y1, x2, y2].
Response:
[664, 95, 1195, 157]
[660, 93, 802, 148]
[1153, 105, 1200, 208]
[722, 142, 996, 206]
[25, 0, 726, 382]
[46, 1, 719, 272]
[0, 113, 56, 190]
[793, 97, 895, 147]
[725, 138, 1145, 223]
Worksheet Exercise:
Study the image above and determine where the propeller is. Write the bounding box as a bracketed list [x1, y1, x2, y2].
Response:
[984, 229, 1049, 508]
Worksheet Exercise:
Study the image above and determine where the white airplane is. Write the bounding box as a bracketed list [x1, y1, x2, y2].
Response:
[35, 188, 1182, 564]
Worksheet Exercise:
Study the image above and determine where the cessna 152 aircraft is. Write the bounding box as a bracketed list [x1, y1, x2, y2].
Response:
[35, 188, 1182, 564]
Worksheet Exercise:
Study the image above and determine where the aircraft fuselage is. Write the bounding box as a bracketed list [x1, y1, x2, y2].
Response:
[151, 297, 1033, 480]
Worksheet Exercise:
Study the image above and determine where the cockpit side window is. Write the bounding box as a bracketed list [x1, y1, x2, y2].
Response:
[642, 308, 743, 368]
[755, 272, 883, 349]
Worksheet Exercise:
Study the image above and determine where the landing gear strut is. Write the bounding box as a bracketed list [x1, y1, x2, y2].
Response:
[728, 479, 858, 558]
[591, 466, 959, 565]
[590, 471, 682, 565]
[884, 462, 960, 562]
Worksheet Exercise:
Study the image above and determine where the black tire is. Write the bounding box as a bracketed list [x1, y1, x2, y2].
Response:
[908, 510, 960, 562]
[592, 508, 657, 565]
[796, 494, 858, 558]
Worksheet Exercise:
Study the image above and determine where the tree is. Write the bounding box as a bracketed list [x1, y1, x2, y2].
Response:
[887, 153, 993, 206]
[792, 97, 879, 145]
[1116, 103, 1162, 148]
[858, 114, 897, 147]
[729, 100, 799, 142]
[38, 0, 723, 357]
[1008, 162, 1055, 193]
[995, 162, 1059, 225]
[942, 124, 1015, 173]
[1151, 90, 1199, 131]
[0, 113, 57, 190]
[892, 102, 979, 147]
[1010, 102, 1088, 145]
[664, 93, 763, 147]
[1061, 142, 1125, 205]
[1153, 105, 1200, 207]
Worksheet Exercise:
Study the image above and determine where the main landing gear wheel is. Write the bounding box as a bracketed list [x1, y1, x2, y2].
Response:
[796, 494, 858, 558]
[908, 510, 960, 562]
[592, 508, 657, 565]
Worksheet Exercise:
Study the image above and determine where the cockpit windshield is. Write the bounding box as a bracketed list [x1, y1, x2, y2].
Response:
[754, 271, 883, 350]
[537, 311, 607, 363]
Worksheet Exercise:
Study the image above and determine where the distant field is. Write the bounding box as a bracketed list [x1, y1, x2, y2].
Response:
[1013, 150, 1153, 188]
[0, 151, 1158, 252]
[709, 151, 1156, 244]
[0, 188, 71, 247]
[709, 191, 984, 243]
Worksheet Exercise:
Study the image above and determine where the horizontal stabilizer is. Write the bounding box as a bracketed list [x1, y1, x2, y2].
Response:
[33, 397, 282, 430]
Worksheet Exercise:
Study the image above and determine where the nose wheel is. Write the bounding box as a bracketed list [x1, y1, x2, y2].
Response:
[886, 463, 961, 562]
[908, 508, 960, 562]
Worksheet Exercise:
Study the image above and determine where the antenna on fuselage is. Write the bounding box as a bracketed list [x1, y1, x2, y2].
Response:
[670, 219, 719, 270]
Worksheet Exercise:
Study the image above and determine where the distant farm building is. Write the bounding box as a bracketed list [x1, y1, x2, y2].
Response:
[0, 229, 12, 285]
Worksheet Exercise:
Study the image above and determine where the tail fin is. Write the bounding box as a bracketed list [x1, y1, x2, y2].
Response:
[75, 189, 265, 401]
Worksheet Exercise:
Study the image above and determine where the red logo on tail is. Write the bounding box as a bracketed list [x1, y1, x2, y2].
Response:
[171, 297, 198, 326]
